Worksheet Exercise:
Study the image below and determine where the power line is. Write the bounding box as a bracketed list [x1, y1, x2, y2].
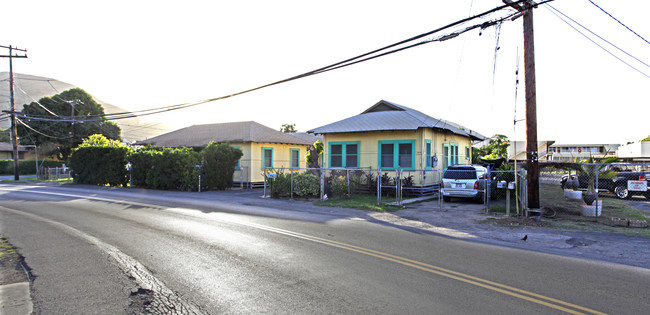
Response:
[547, 4, 650, 69]
[15, 1, 539, 125]
[544, 4, 650, 79]
[587, 0, 650, 46]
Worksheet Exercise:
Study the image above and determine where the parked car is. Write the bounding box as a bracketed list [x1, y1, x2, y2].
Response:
[561, 169, 650, 200]
[611, 171, 650, 199]
[441, 165, 496, 202]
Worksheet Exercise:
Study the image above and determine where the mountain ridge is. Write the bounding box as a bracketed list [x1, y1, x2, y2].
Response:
[0, 72, 171, 142]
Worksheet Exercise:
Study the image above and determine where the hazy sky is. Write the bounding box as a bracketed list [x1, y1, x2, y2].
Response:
[3, 0, 649, 144]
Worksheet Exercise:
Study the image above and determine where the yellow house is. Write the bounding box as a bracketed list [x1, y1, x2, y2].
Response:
[308, 100, 486, 186]
[0, 142, 30, 160]
[137, 121, 320, 187]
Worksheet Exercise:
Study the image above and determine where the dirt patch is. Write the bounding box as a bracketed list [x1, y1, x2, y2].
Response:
[0, 235, 29, 285]
[486, 215, 550, 228]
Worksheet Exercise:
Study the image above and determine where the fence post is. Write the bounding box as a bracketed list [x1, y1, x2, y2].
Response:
[439, 170, 443, 209]
[320, 168, 325, 201]
[377, 169, 381, 205]
[395, 166, 402, 206]
[485, 168, 491, 213]
[263, 169, 268, 198]
[347, 169, 350, 195]
[290, 168, 294, 200]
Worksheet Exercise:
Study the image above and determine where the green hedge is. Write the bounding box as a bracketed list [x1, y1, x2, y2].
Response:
[68, 146, 132, 186]
[128, 143, 242, 191]
[0, 160, 65, 175]
[200, 142, 242, 190]
[129, 147, 199, 191]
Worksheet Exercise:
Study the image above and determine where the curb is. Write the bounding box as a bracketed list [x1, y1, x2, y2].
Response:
[0, 282, 33, 315]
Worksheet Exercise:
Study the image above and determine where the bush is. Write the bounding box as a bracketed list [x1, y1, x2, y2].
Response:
[200, 142, 242, 190]
[330, 175, 349, 197]
[69, 146, 131, 186]
[293, 172, 319, 197]
[128, 146, 163, 187]
[0, 160, 67, 175]
[144, 147, 199, 190]
[270, 170, 291, 198]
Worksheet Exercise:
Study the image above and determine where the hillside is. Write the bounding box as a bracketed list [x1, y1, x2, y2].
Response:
[0, 72, 171, 142]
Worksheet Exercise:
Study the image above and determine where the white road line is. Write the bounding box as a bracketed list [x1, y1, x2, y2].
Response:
[0, 206, 203, 315]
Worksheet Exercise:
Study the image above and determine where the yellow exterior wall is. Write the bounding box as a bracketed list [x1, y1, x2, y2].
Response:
[231, 142, 310, 183]
[323, 128, 474, 186]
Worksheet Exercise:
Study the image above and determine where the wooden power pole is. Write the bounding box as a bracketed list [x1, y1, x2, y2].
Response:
[1, 45, 28, 181]
[504, 0, 540, 213]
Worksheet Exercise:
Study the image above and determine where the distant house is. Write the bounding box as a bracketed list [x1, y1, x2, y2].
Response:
[548, 143, 619, 161]
[136, 121, 321, 187]
[0, 142, 29, 160]
[308, 100, 486, 186]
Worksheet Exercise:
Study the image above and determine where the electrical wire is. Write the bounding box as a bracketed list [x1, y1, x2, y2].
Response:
[16, 118, 69, 140]
[587, 0, 650, 46]
[14, 83, 60, 116]
[544, 4, 650, 79]
[13, 1, 545, 125]
[547, 4, 650, 69]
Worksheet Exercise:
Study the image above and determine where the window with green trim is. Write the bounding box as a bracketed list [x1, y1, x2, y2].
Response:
[233, 146, 241, 169]
[329, 142, 359, 168]
[443, 143, 459, 168]
[465, 146, 470, 160]
[262, 147, 273, 169]
[378, 140, 415, 170]
[290, 149, 300, 169]
[451, 143, 459, 165]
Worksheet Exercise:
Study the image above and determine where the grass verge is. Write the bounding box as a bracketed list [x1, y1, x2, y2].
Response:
[488, 183, 650, 236]
[1, 177, 73, 184]
[314, 195, 402, 212]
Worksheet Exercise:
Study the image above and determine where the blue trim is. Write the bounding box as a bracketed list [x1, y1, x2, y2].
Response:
[233, 146, 241, 170]
[425, 140, 432, 169]
[328, 141, 360, 168]
[290, 148, 300, 169]
[378, 140, 416, 170]
[262, 147, 273, 170]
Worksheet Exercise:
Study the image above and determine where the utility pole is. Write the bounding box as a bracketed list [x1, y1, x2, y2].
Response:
[504, 0, 540, 213]
[1, 45, 28, 181]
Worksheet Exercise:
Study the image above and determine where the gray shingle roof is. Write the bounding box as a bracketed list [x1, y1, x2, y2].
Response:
[308, 100, 486, 141]
[0, 142, 28, 152]
[135, 121, 314, 147]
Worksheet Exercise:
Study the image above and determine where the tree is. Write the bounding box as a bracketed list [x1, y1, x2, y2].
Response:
[280, 123, 297, 133]
[642, 135, 650, 141]
[481, 134, 510, 160]
[17, 88, 121, 161]
[0, 128, 9, 143]
[305, 140, 323, 168]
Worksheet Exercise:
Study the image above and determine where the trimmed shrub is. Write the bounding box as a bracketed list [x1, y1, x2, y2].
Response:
[200, 142, 242, 190]
[69, 146, 131, 186]
[330, 175, 349, 197]
[293, 172, 319, 197]
[270, 170, 291, 198]
[144, 147, 199, 190]
[0, 160, 67, 175]
[128, 146, 163, 187]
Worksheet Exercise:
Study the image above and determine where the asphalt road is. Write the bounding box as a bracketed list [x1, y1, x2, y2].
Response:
[1, 184, 649, 314]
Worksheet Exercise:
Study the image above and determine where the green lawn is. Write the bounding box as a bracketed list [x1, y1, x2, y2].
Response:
[314, 195, 402, 212]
